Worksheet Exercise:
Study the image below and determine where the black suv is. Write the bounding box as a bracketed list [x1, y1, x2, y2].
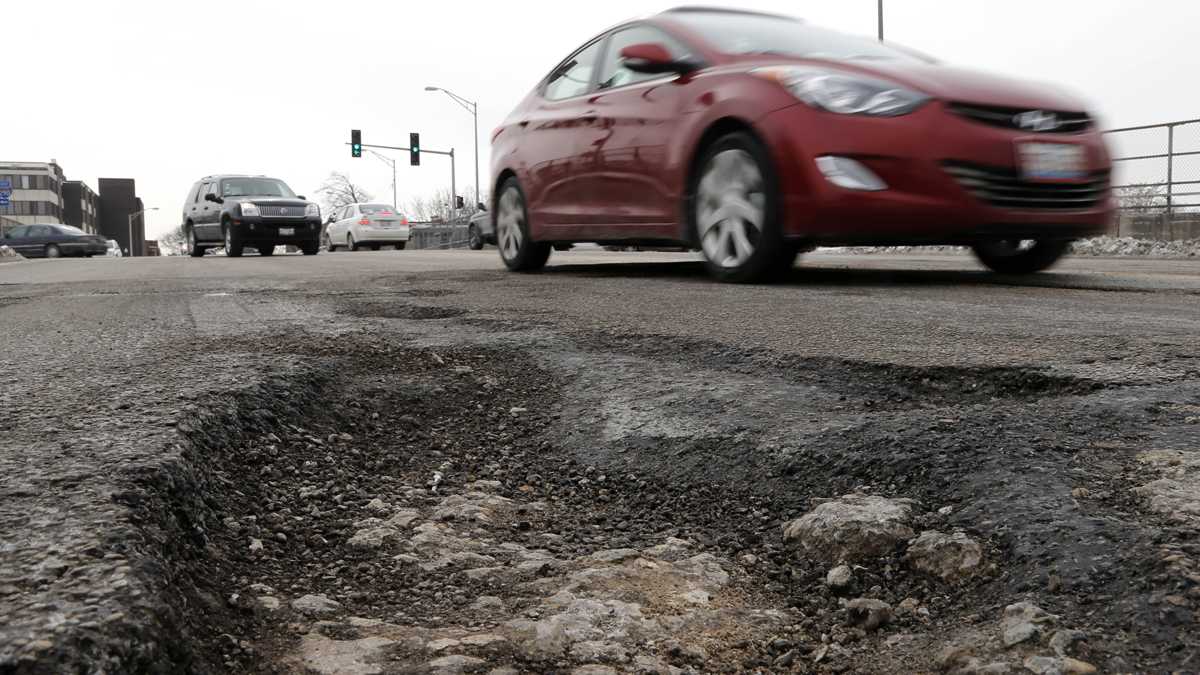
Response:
[182, 175, 322, 257]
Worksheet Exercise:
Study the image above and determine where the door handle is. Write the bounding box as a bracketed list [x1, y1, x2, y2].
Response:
[581, 110, 598, 122]
[518, 120, 530, 128]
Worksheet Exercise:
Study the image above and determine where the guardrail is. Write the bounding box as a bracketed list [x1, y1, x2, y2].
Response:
[408, 220, 473, 250]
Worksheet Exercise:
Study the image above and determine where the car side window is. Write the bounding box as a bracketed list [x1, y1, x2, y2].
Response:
[189, 183, 202, 204]
[598, 25, 692, 91]
[7, 226, 29, 238]
[544, 39, 604, 101]
[29, 225, 51, 237]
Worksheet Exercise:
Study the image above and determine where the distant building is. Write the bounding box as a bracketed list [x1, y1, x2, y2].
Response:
[62, 181, 101, 235]
[0, 161, 148, 253]
[144, 241, 161, 257]
[0, 161, 65, 225]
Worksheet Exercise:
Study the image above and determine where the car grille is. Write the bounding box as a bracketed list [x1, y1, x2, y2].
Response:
[256, 205, 306, 218]
[942, 161, 1109, 211]
[947, 102, 1093, 134]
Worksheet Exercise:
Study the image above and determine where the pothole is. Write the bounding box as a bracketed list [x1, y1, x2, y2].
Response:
[343, 302, 467, 320]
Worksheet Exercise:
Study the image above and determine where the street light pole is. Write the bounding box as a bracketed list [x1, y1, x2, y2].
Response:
[425, 86, 480, 208]
[878, 0, 884, 41]
[367, 149, 398, 208]
[127, 207, 158, 257]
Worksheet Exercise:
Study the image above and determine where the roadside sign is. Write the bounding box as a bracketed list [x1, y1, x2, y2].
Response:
[0, 193, 9, 207]
[0, 180, 11, 191]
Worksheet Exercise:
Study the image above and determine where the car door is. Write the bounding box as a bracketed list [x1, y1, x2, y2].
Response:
[521, 37, 606, 235]
[577, 24, 698, 234]
[25, 225, 52, 256]
[2, 225, 31, 255]
[336, 205, 355, 244]
[195, 181, 220, 240]
[184, 181, 202, 234]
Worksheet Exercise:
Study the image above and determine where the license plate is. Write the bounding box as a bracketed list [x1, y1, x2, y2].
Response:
[377, 220, 396, 228]
[279, 227, 294, 236]
[1016, 142, 1087, 182]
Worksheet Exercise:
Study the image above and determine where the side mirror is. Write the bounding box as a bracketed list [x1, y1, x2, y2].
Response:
[620, 43, 695, 75]
[204, 193, 223, 204]
[325, 216, 335, 225]
[297, 195, 306, 200]
[477, 203, 487, 212]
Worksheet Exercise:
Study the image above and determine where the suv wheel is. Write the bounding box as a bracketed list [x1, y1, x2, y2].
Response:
[300, 240, 320, 256]
[972, 239, 1071, 274]
[187, 225, 204, 257]
[496, 177, 551, 272]
[259, 245, 275, 256]
[224, 221, 244, 257]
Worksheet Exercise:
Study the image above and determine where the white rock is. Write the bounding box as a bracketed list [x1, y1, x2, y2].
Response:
[426, 654, 487, 674]
[291, 594, 342, 617]
[825, 565, 853, 589]
[1002, 602, 1059, 648]
[365, 498, 390, 514]
[347, 527, 400, 550]
[782, 493, 918, 563]
[905, 530, 984, 582]
[249, 538, 264, 553]
[256, 596, 281, 612]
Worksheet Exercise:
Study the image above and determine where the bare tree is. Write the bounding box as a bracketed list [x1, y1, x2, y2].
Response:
[1116, 183, 1168, 214]
[158, 224, 187, 255]
[404, 185, 486, 223]
[316, 172, 373, 218]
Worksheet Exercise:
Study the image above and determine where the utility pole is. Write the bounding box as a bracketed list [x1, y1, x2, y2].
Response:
[425, 86, 480, 208]
[367, 149, 398, 208]
[878, 0, 884, 41]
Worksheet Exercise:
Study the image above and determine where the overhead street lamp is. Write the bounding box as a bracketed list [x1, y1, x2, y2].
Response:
[367, 149, 398, 209]
[878, 0, 884, 41]
[425, 85, 480, 209]
[127, 207, 158, 257]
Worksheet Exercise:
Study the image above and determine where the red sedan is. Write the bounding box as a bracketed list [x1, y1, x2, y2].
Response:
[490, 7, 1114, 282]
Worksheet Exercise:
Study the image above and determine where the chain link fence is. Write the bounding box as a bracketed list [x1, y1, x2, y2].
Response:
[1105, 118, 1200, 240]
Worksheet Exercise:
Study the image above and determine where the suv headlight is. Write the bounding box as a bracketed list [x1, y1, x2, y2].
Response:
[753, 66, 930, 117]
[305, 203, 320, 218]
[240, 202, 260, 217]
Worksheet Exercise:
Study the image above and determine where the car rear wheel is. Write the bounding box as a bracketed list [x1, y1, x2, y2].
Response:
[348, 233, 360, 252]
[224, 222, 244, 257]
[692, 131, 795, 283]
[468, 225, 484, 250]
[496, 177, 551, 272]
[45, 244, 62, 259]
[187, 225, 205, 258]
[972, 239, 1071, 274]
[371, 244, 381, 251]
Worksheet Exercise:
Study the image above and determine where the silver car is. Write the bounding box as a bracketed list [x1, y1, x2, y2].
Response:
[467, 204, 494, 250]
[324, 203, 410, 251]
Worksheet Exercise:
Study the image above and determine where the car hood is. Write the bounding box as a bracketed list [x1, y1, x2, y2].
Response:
[761, 57, 1090, 112]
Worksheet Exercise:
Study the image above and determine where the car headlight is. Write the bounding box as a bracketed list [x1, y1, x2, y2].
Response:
[753, 66, 930, 117]
[240, 202, 260, 217]
[305, 203, 320, 218]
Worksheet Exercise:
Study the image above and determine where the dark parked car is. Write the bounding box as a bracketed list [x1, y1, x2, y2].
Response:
[489, 7, 1114, 282]
[182, 174, 322, 257]
[0, 223, 107, 258]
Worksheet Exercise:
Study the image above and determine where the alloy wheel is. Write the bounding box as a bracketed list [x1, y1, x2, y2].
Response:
[697, 149, 766, 269]
[497, 188, 525, 262]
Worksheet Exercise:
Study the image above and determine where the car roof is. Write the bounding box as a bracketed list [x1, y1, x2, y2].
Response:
[197, 174, 279, 181]
[660, 6, 801, 21]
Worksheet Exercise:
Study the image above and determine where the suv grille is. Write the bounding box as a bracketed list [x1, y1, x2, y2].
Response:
[257, 205, 306, 218]
[943, 161, 1109, 211]
[947, 102, 1093, 134]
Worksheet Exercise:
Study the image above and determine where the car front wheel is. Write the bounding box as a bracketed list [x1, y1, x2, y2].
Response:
[972, 239, 1071, 274]
[496, 177, 550, 272]
[45, 244, 62, 259]
[224, 222, 244, 257]
[692, 131, 795, 283]
[187, 225, 205, 257]
[468, 225, 484, 250]
[301, 240, 320, 256]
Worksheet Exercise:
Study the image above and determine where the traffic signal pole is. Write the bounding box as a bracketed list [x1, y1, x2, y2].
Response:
[348, 140, 457, 220]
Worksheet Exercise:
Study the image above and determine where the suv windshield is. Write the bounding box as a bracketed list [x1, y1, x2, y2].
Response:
[221, 177, 297, 198]
[669, 11, 928, 63]
[360, 204, 397, 215]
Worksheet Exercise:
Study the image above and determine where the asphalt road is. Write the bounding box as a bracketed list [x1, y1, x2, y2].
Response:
[2, 249, 1198, 673]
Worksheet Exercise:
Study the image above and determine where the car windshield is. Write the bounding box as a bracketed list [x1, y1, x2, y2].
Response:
[221, 178, 297, 198]
[56, 225, 86, 236]
[360, 204, 397, 215]
[670, 11, 930, 63]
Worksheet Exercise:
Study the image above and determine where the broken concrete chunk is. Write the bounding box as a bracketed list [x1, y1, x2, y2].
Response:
[906, 530, 984, 582]
[291, 594, 342, 618]
[782, 493, 918, 563]
[845, 598, 894, 631]
[1002, 602, 1059, 648]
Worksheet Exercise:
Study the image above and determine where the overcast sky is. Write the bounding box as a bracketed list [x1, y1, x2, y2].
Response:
[5, 0, 1198, 238]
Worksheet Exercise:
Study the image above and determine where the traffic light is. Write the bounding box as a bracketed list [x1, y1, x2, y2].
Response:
[351, 129, 362, 158]
[409, 133, 421, 166]
[455, 196, 465, 210]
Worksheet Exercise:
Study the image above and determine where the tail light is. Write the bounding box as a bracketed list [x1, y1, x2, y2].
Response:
[401, 217, 409, 225]
[359, 218, 370, 225]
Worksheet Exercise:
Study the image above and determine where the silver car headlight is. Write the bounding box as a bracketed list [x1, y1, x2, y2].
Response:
[754, 66, 930, 117]
[305, 203, 320, 218]
[240, 202, 260, 217]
